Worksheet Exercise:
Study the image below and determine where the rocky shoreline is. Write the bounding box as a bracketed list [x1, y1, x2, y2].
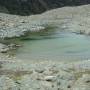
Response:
[0, 60, 90, 90]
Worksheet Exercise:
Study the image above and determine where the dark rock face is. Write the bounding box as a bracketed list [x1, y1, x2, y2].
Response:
[0, 0, 90, 15]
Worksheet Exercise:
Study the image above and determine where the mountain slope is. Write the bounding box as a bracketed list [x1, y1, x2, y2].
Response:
[0, 0, 90, 15]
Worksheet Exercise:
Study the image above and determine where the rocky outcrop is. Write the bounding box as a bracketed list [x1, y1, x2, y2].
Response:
[0, 0, 90, 15]
[0, 12, 47, 39]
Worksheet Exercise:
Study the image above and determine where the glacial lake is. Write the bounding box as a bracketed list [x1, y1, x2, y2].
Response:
[12, 28, 90, 61]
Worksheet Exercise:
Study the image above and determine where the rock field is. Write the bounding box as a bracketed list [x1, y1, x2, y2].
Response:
[0, 5, 90, 90]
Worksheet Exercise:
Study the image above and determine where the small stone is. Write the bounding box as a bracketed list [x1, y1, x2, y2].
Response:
[0, 43, 9, 53]
[67, 85, 71, 88]
[35, 68, 45, 73]
[86, 80, 90, 83]
[44, 76, 57, 82]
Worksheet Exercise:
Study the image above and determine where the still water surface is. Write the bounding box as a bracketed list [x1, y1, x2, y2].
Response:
[14, 29, 90, 61]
